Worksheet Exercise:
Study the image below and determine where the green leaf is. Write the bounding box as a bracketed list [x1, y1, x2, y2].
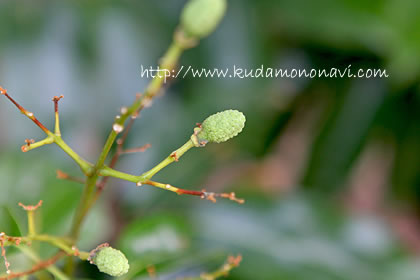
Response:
[303, 79, 386, 191]
[0, 206, 22, 236]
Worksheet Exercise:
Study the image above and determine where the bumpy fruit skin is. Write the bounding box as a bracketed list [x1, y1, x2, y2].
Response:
[93, 247, 129, 277]
[198, 110, 246, 143]
[181, 0, 227, 38]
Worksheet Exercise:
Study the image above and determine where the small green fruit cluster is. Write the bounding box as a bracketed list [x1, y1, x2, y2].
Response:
[196, 109, 246, 144]
[181, 0, 227, 38]
[92, 247, 129, 277]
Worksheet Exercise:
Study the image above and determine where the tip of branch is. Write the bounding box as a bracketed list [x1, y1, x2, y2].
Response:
[201, 191, 245, 204]
[21, 139, 35, 152]
[56, 169, 69, 179]
[0, 86, 6, 95]
[52, 95, 64, 102]
[227, 255, 242, 267]
[18, 200, 43, 211]
[52, 95, 64, 113]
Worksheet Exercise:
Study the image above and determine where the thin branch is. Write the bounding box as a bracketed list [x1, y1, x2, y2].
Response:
[200, 255, 242, 280]
[0, 233, 11, 275]
[18, 200, 43, 236]
[0, 251, 67, 280]
[2, 232, 87, 261]
[70, 31, 194, 238]
[0, 87, 50, 134]
[139, 139, 196, 181]
[143, 180, 245, 204]
[93, 28, 194, 172]
[121, 143, 151, 155]
[96, 93, 145, 192]
[54, 137, 93, 175]
[56, 170, 86, 185]
[0, 88, 93, 174]
[21, 136, 54, 152]
[181, 255, 242, 280]
[52, 95, 64, 136]
[18, 200, 43, 212]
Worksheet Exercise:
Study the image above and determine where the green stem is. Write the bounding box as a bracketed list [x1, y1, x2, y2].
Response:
[69, 175, 98, 240]
[22, 136, 54, 152]
[140, 139, 195, 180]
[98, 139, 195, 183]
[27, 211, 36, 236]
[3, 234, 88, 260]
[31, 235, 77, 257]
[99, 166, 141, 183]
[68, 38, 186, 243]
[55, 111, 61, 136]
[95, 40, 184, 171]
[53, 136, 93, 175]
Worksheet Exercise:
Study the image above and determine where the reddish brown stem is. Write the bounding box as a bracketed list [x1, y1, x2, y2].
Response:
[18, 200, 43, 211]
[144, 180, 245, 204]
[0, 252, 66, 280]
[56, 170, 86, 185]
[0, 236, 10, 276]
[1, 88, 50, 134]
[176, 189, 204, 196]
[52, 95, 64, 113]
[121, 143, 151, 154]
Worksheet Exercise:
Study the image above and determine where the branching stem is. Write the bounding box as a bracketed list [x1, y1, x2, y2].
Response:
[2, 234, 88, 260]
[0, 24, 242, 279]
[69, 33, 190, 241]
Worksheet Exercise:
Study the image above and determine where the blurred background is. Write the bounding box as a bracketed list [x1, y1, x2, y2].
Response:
[1, 0, 420, 279]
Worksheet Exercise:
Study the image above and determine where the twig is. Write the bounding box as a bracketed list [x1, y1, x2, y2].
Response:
[0, 233, 11, 276]
[181, 255, 242, 280]
[139, 139, 196, 181]
[52, 95, 64, 136]
[121, 143, 151, 155]
[200, 255, 242, 280]
[56, 170, 86, 185]
[0, 251, 67, 280]
[143, 180, 245, 204]
[18, 200, 43, 236]
[70, 30, 193, 240]
[18, 200, 43, 211]
[96, 94, 145, 192]
[0, 88, 93, 174]
[0, 87, 50, 133]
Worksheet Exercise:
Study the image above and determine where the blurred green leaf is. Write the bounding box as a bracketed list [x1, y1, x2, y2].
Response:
[303, 79, 386, 191]
[119, 214, 190, 277]
[0, 206, 21, 236]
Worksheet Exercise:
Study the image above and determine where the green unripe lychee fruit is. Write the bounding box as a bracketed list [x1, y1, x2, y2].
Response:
[93, 247, 129, 277]
[198, 109, 246, 144]
[181, 0, 227, 38]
